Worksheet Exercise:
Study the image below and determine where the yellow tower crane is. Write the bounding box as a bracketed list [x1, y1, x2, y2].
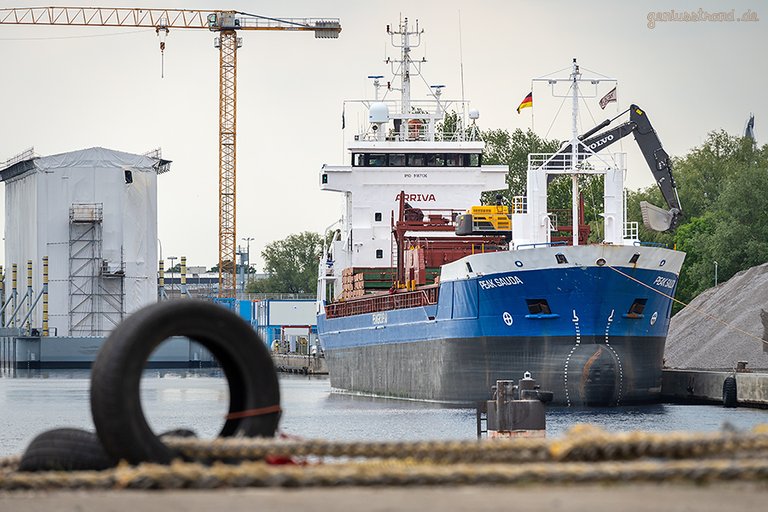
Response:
[0, 7, 341, 297]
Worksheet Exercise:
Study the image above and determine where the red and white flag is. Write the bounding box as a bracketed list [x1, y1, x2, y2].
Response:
[599, 87, 617, 109]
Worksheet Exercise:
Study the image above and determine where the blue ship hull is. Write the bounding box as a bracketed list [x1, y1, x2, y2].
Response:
[318, 249, 683, 405]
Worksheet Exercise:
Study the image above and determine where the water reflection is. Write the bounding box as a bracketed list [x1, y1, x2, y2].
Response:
[1, 370, 767, 457]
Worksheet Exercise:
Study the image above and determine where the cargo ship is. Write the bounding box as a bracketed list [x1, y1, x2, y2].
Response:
[316, 18, 685, 406]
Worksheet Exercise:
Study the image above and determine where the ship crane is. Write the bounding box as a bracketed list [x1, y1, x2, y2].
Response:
[0, 6, 341, 297]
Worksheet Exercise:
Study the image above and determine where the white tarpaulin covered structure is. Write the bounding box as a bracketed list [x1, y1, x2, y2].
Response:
[1, 147, 170, 336]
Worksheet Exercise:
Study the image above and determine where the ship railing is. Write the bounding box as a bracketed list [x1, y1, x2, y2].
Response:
[512, 196, 527, 214]
[347, 98, 482, 142]
[528, 152, 620, 174]
[356, 126, 481, 143]
[548, 213, 558, 232]
[325, 287, 438, 319]
[632, 240, 671, 249]
[624, 221, 639, 241]
[514, 241, 567, 250]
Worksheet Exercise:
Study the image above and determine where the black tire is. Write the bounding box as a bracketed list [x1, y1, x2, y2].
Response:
[19, 428, 115, 472]
[158, 428, 198, 439]
[722, 376, 738, 408]
[90, 300, 280, 465]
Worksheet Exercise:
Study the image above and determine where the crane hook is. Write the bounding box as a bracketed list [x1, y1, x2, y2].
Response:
[156, 23, 169, 78]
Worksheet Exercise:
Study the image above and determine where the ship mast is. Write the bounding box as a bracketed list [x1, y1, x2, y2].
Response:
[570, 58, 581, 247]
[387, 17, 424, 140]
[532, 58, 617, 247]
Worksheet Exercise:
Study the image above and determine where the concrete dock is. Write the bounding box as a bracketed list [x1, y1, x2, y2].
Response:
[662, 369, 768, 407]
[3, 484, 768, 512]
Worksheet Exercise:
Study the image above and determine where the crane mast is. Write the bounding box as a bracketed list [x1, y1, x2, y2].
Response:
[0, 6, 341, 297]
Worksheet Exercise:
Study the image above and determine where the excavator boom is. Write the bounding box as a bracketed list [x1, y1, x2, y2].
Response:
[554, 104, 682, 231]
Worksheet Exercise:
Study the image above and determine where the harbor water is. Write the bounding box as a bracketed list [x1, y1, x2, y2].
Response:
[2, 370, 768, 457]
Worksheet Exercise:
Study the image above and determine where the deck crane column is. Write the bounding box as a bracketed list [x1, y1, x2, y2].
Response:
[0, 6, 341, 298]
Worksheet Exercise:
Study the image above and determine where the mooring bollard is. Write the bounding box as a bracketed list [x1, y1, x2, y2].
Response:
[485, 371, 552, 438]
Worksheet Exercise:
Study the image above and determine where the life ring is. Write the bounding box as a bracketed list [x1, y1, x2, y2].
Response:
[408, 119, 422, 140]
[90, 300, 280, 465]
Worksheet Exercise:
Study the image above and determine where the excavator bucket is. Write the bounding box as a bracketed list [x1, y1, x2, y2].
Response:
[640, 201, 674, 232]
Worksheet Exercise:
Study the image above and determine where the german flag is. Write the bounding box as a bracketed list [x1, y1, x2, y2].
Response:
[516, 92, 533, 114]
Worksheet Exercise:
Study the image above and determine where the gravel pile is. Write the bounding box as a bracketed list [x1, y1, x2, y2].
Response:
[665, 262, 768, 370]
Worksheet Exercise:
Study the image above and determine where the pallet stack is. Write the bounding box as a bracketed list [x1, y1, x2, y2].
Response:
[340, 267, 397, 300]
[340, 268, 362, 300]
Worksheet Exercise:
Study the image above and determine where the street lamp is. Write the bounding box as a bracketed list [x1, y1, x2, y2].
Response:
[242, 237, 254, 292]
[168, 256, 177, 295]
[714, 261, 718, 287]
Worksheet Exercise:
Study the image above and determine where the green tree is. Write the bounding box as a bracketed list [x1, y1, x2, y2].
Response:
[248, 231, 323, 294]
[673, 131, 759, 220]
[480, 128, 605, 238]
[625, 131, 768, 310]
[481, 128, 561, 202]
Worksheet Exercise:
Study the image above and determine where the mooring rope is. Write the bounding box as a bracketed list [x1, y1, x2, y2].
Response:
[2, 457, 768, 491]
[1, 425, 768, 490]
[606, 264, 768, 347]
[164, 425, 768, 464]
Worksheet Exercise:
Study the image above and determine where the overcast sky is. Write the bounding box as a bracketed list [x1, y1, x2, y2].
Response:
[0, 0, 765, 270]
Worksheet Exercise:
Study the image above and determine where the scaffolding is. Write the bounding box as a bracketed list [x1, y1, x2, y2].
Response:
[68, 203, 125, 335]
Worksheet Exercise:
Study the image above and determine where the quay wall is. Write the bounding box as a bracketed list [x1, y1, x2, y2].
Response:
[661, 369, 768, 407]
[3, 336, 216, 369]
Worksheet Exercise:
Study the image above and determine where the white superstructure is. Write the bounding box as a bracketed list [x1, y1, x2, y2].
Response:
[319, 18, 507, 300]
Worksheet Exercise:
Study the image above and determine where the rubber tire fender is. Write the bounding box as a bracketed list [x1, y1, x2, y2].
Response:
[90, 300, 280, 465]
[19, 428, 115, 472]
[722, 376, 737, 408]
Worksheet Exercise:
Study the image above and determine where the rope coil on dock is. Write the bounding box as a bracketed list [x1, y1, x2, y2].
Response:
[161, 425, 768, 464]
[2, 425, 768, 490]
[2, 457, 768, 490]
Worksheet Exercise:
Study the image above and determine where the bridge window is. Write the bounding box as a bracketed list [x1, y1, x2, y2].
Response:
[376, 249, 383, 259]
[374, 212, 382, 222]
[366, 154, 387, 167]
[351, 152, 482, 167]
[445, 154, 462, 166]
[407, 154, 426, 167]
[426, 154, 445, 166]
[465, 154, 481, 166]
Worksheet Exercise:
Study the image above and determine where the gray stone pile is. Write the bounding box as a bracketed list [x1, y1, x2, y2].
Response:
[665, 262, 768, 370]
